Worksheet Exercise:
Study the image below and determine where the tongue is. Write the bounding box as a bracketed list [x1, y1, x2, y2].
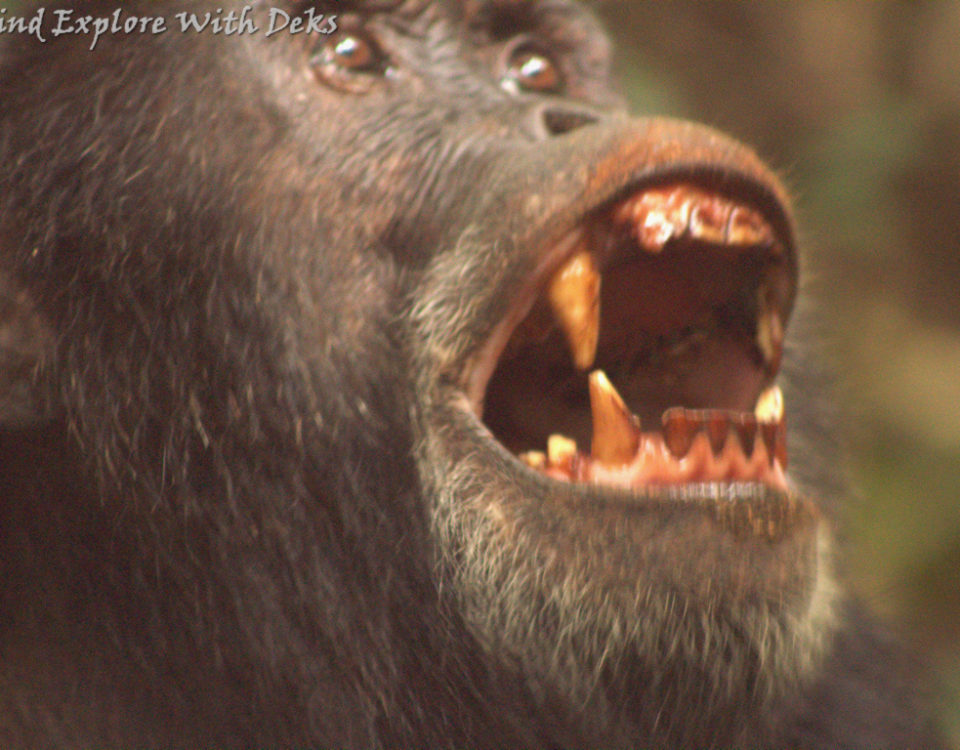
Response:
[520, 370, 787, 491]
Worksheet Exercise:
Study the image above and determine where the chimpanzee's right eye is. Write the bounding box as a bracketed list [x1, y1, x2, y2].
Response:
[312, 28, 391, 92]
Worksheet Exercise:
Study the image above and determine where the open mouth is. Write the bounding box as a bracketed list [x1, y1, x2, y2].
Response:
[466, 181, 796, 496]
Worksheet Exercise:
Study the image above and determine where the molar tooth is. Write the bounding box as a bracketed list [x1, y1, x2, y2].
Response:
[754, 384, 784, 423]
[547, 434, 578, 469]
[756, 286, 784, 373]
[546, 249, 601, 370]
[588, 370, 641, 467]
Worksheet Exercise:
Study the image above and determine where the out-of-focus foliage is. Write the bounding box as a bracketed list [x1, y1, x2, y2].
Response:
[597, 1, 960, 742]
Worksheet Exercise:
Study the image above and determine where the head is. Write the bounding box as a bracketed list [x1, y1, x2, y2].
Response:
[0, 1, 840, 744]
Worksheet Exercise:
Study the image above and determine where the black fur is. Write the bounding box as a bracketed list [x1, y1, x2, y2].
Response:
[0, 1, 944, 747]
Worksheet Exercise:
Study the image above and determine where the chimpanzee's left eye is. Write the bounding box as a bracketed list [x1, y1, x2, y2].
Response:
[502, 44, 564, 95]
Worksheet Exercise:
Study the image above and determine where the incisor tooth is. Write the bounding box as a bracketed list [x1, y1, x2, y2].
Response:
[547, 434, 578, 468]
[760, 421, 787, 468]
[688, 201, 728, 245]
[705, 412, 730, 456]
[662, 407, 697, 459]
[588, 370, 640, 467]
[732, 413, 758, 455]
[755, 385, 784, 423]
[546, 249, 600, 370]
[519, 451, 546, 470]
[727, 205, 775, 246]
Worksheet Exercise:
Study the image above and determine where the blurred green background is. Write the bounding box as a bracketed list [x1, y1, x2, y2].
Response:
[596, 1, 960, 742]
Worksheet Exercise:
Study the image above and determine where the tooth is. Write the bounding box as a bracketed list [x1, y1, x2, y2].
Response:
[756, 286, 784, 372]
[519, 451, 546, 470]
[760, 422, 784, 467]
[731, 413, 758, 456]
[726, 205, 774, 246]
[754, 385, 784, 423]
[547, 434, 578, 469]
[662, 407, 697, 459]
[588, 370, 640, 467]
[616, 187, 779, 255]
[757, 309, 783, 369]
[704, 411, 730, 456]
[767, 421, 788, 468]
[688, 198, 729, 245]
[633, 188, 689, 253]
[546, 249, 601, 370]
[638, 212, 673, 251]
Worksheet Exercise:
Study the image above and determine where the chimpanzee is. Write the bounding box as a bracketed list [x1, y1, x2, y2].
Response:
[0, 1, 946, 747]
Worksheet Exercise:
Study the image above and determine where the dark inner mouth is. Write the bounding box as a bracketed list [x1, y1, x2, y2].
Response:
[479, 183, 794, 490]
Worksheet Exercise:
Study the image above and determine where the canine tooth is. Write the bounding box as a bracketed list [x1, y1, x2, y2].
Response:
[588, 370, 640, 467]
[546, 249, 600, 370]
[519, 451, 546, 470]
[662, 407, 697, 459]
[754, 385, 784, 423]
[547, 434, 578, 468]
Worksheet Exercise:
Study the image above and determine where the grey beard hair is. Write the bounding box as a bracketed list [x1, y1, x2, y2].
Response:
[426, 439, 840, 739]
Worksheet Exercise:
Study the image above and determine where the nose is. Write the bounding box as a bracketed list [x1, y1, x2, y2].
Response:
[525, 102, 605, 139]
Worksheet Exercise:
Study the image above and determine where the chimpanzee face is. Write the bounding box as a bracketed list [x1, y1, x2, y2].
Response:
[0, 0, 839, 740]
[253, 0, 833, 700]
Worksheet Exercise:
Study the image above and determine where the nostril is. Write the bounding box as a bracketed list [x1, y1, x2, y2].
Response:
[541, 107, 599, 136]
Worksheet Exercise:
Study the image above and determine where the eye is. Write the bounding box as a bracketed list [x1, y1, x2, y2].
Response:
[502, 45, 563, 95]
[312, 29, 390, 93]
[327, 32, 380, 73]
